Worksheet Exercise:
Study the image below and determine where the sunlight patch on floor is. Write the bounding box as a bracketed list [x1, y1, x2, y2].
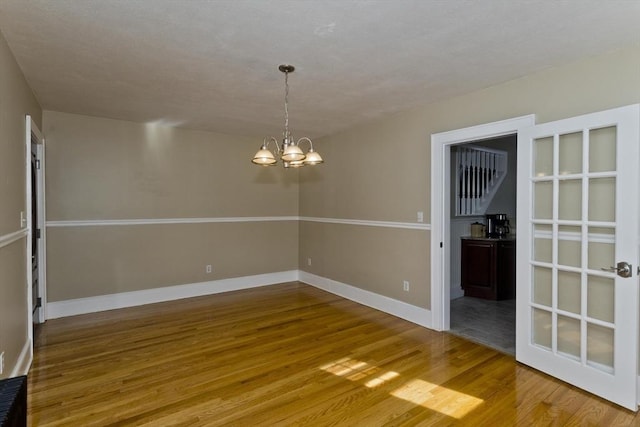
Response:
[364, 371, 400, 388]
[319, 357, 380, 381]
[320, 357, 483, 419]
[391, 379, 483, 418]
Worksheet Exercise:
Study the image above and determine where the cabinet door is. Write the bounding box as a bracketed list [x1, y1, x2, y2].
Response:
[461, 240, 496, 299]
[497, 240, 516, 299]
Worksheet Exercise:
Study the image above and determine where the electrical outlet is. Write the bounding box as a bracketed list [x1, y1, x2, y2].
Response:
[417, 211, 424, 223]
[0, 351, 4, 374]
[206, 264, 212, 274]
[307, 257, 312, 266]
[403, 280, 410, 292]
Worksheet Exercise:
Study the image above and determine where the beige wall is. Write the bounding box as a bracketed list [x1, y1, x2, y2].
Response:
[45, 112, 299, 220]
[44, 111, 299, 301]
[0, 29, 42, 378]
[299, 46, 640, 310]
[299, 222, 429, 307]
[47, 222, 297, 301]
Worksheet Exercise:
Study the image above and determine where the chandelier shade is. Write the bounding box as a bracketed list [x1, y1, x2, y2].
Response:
[251, 144, 277, 165]
[251, 65, 323, 168]
[303, 149, 323, 165]
[281, 144, 305, 162]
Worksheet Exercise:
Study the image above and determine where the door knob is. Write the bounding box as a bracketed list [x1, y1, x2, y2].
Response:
[601, 261, 633, 278]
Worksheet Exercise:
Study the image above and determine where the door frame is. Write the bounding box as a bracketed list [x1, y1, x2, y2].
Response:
[430, 115, 535, 331]
[26, 115, 46, 331]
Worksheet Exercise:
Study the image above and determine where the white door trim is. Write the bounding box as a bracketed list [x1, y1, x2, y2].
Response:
[26, 115, 46, 333]
[430, 115, 536, 331]
[35, 141, 46, 323]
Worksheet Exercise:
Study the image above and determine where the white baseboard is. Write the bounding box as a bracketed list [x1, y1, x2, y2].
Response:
[11, 338, 32, 377]
[299, 271, 432, 329]
[47, 271, 299, 319]
[46, 270, 433, 331]
[450, 285, 464, 300]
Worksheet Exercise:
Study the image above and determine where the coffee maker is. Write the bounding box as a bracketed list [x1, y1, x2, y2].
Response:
[486, 213, 510, 238]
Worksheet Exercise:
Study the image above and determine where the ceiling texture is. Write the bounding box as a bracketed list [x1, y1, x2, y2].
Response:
[0, 0, 639, 139]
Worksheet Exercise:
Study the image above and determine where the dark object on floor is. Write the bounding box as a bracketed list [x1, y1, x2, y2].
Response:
[0, 375, 27, 427]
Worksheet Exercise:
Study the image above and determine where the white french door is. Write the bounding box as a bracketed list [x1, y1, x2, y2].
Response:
[516, 104, 640, 410]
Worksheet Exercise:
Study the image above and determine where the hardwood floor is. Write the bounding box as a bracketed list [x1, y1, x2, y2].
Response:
[29, 282, 638, 426]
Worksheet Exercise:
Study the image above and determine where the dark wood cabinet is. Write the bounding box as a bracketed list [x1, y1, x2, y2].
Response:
[461, 237, 515, 300]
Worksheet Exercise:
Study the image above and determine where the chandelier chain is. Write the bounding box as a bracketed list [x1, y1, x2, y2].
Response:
[284, 70, 290, 138]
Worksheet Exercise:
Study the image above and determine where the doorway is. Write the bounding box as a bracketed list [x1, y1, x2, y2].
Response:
[429, 115, 535, 333]
[448, 135, 517, 354]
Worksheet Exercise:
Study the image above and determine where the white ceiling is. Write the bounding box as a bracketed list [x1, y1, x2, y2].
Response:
[0, 0, 638, 139]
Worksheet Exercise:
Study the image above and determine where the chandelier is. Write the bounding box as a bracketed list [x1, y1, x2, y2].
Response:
[251, 65, 323, 168]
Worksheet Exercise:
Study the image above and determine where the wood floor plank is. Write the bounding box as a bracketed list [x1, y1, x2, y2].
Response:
[28, 282, 639, 426]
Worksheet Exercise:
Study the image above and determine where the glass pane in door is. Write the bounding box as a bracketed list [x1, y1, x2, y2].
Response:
[533, 266, 552, 307]
[535, 137, 554, 177]
[587, 236, 614, 272]
[534, 181, 553, 219]
[587, 275, 614, 323]
[587, 323, 614, 371]
[558, 180, 582, 220]
[557, 315, 581, 359]
[589, 127, 616, 173]
[588, 178, 615, 222]
[559, 132, 582, 175]
[557, 271, 581, 315]
[534, 234, 552, 263]
[533, 308, 552, 349]
[558, 225, 581, 268]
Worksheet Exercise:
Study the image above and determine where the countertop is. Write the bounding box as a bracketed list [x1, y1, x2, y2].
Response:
[461, 235, 516, 241]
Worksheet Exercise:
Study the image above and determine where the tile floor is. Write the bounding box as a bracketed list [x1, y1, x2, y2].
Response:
[449, 296, 516, 355]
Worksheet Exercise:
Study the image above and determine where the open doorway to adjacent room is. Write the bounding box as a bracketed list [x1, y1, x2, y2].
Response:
[447, 135, 517, 354]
